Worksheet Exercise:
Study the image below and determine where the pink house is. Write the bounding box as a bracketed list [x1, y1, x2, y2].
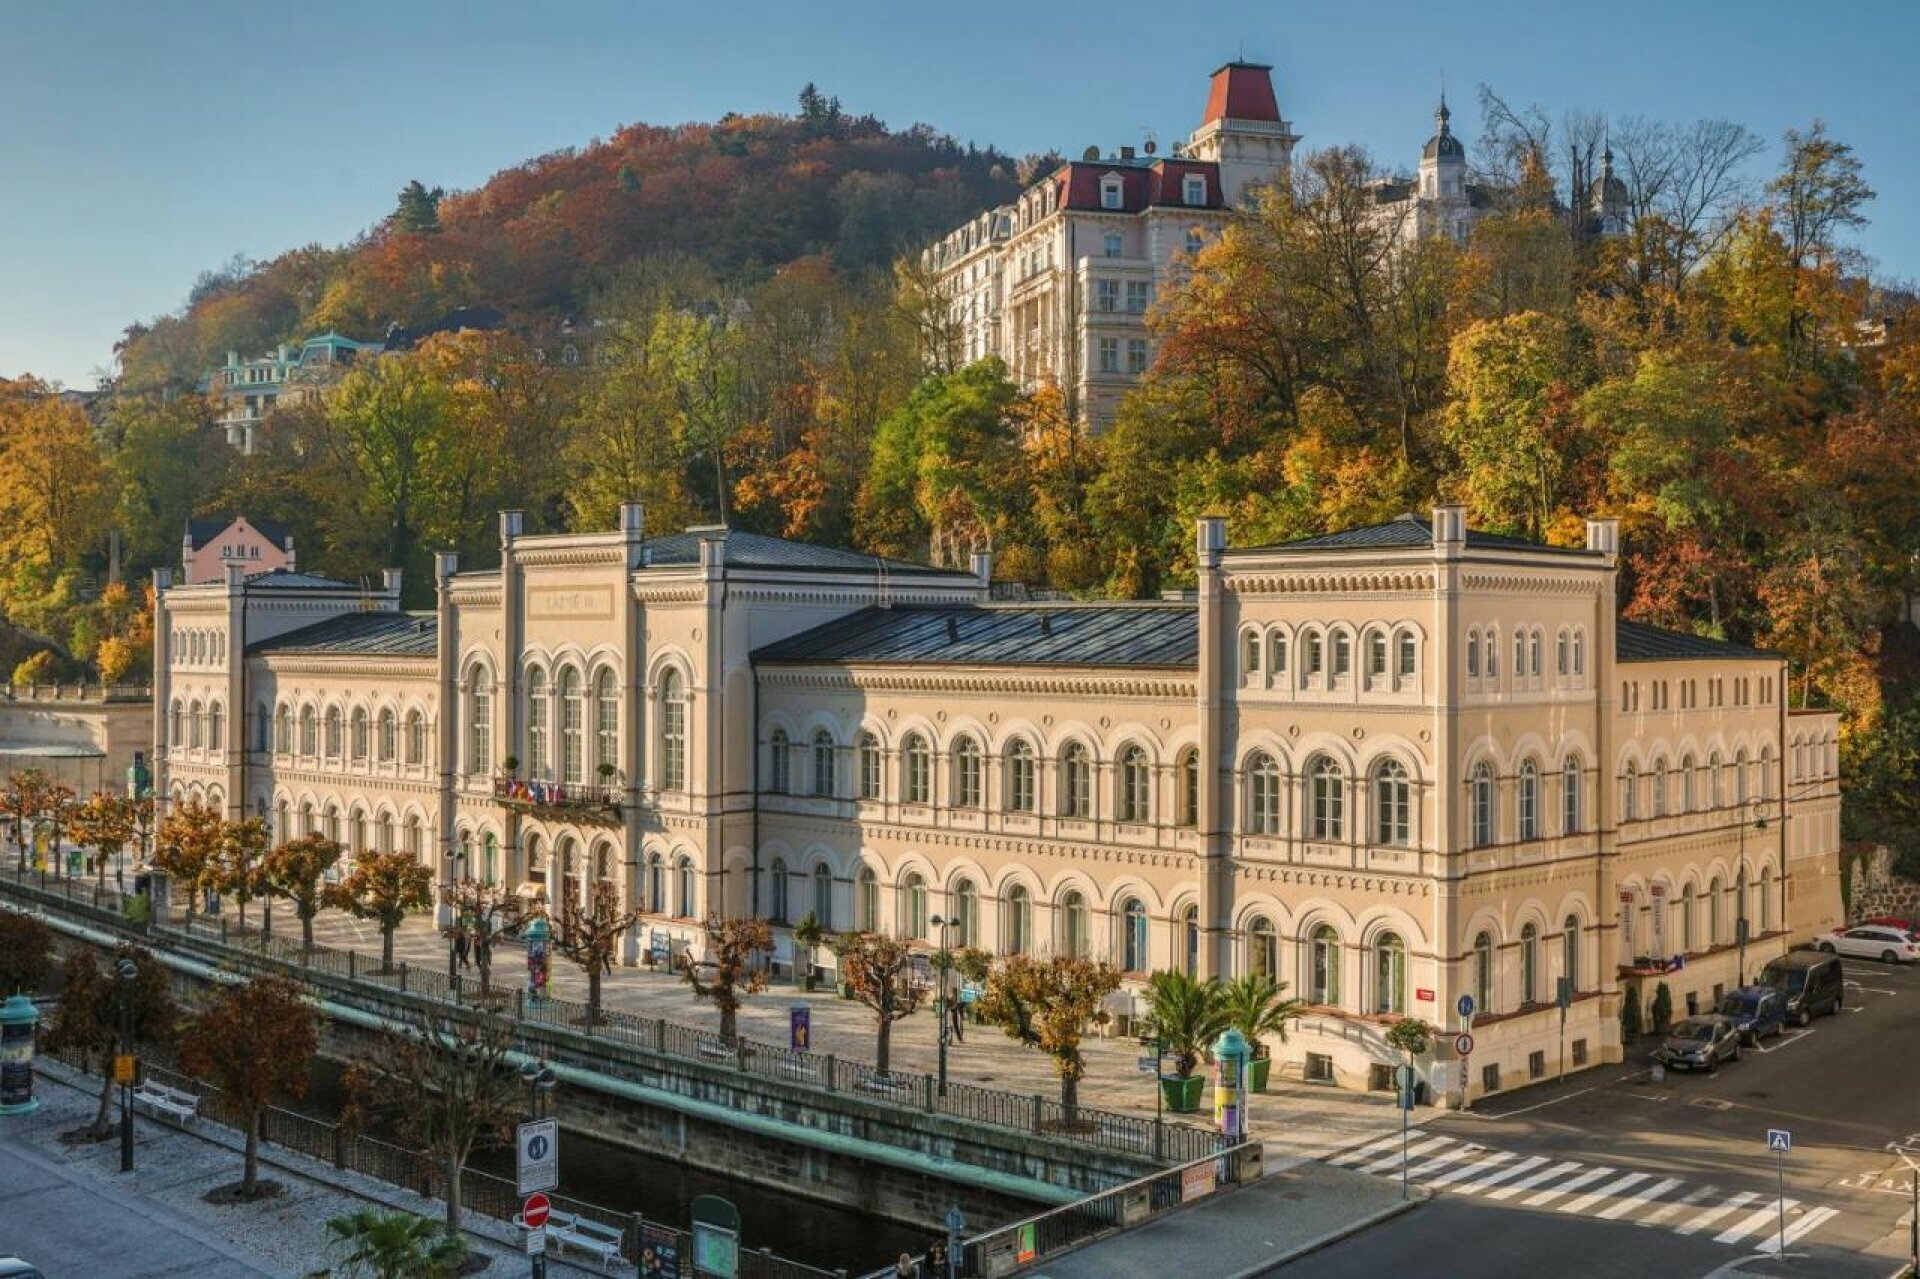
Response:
[181, 517, 295, 584]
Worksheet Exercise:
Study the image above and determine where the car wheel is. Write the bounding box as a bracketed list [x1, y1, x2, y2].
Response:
[1731, 1042, 1742, 1062]
[1797, 1007, 1812, 1027]
[1817, 942, 1837, 953]
[1883, 950, 1900, 965]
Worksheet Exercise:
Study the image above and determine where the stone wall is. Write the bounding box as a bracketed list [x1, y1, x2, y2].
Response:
[1849, 846, 1920, 922]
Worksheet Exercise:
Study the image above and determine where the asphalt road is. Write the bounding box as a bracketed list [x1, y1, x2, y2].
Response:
[1277, 955, 1920, 1277]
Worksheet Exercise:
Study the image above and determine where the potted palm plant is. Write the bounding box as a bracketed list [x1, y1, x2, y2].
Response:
[1143, 969, 1228, 1113]
[1221, 972, 1306, 1092]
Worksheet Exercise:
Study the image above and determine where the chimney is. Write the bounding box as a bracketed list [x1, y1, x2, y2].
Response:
[435, 551, 459, 582]
[970, 549, 993, 589]
[699, 529, 728, 575]
[499, 510, 525, 544]
[1430, 505, 1466, 548]
[153, 567, 172, 594]
[382, 568, 404, 598]
[1195, 515, 1227, 568]
[619, 502, 645, 539]
[1120, 145, 1136, 161]
[224, 562, 245, 588]
[1585, 516, 1620, 563]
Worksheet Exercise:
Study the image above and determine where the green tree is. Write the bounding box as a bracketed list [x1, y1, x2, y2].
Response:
[326, 1208, 468, 1278]
[1442, 312, 1590, 538]
[1140, 969, 1229, 1081]
[857, 360, 1021, 566]
[392, 180, 445, 235]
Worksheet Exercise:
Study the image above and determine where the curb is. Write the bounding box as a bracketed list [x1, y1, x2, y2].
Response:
[1223, 1184, 1430, 1279]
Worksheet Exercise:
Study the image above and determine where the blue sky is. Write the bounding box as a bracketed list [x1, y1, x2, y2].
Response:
[4, 0, 1916, 387]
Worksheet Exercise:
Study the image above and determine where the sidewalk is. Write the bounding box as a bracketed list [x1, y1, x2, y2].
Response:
[1025, 1163, 1422, 1279]
[305, 909, 1402, 1160]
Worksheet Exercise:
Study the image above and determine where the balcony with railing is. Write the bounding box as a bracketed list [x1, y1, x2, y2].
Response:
[493, 775, 622, 824]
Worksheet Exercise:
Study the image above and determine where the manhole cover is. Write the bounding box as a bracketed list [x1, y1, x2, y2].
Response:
[1689, 1097, 1734, 1111]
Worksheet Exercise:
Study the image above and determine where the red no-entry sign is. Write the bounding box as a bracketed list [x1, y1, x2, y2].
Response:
[523, 1192, 552, 1229]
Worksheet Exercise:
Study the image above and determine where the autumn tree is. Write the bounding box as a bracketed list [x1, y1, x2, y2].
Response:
[830, 932, 929, 1075]
[39, 782, 77, 879]
[45, 944, 176, 1138]
[1441, 312, 1591, 538]
[345, 1009, 521, 1231]
[0, 911, 53, 995]
[69, 791, 137, 891]
[857, 360, 1021, 565]
[154, 799, 226, 916]
[550, 879, 641, 1026]
[179, 975, 318, 1199]
[263, 834, 343, 953]
[2, 769, 52, 873]
[680, 915, 772, 1042]
[212, 815, 272, 930]
[0, 382, 114, 581]
[977, 955, 1122, 1121]
[441, 878, 528, 1000]
[323, 851, 436, 973]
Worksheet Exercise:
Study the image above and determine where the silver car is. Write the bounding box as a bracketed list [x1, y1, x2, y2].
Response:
[1656, 1015, 1742, 1072]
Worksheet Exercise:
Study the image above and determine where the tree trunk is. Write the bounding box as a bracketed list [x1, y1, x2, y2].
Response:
[1060, 1070, 1079, 1125]
[587, 966, 601, 1026]
[444, 1155, 463, 1231]
[93, 1054, 115, 1138]
[243, 1108, 260, 1195]
[301, 908, 314, 954]
[876, 1016, 892, 1075]
[720, 1004, 737, 1042]
[382, 923, 396, 974]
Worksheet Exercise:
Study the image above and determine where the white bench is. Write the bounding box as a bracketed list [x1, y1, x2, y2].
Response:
[544, 1210, 624, 1271]
[132, 1081, 199, 1124]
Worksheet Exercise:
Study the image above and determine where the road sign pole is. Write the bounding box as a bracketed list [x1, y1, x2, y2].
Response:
[1776, 1146, 1785, 1257]
[1400, 1092, 1409, 1201]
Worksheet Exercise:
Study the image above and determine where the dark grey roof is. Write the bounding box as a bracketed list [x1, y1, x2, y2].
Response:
[754, 605, 1198, 669]
[641, 530, 973, 578]
[1616, 620, 1778, 663]
[1245, 514, 1601, 558]
[249, 611, 437, 657]
[242, 569, 356, 590]
[185, 515, 292, 550]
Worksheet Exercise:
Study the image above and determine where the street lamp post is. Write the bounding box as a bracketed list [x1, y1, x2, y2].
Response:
[116, 955, 137, 1173]
[930, 914, 954, 1098]
[1736, 799, 1766, 986]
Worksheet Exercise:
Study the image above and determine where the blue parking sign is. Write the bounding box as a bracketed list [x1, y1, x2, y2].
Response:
[1457, 994, 1475, 1020]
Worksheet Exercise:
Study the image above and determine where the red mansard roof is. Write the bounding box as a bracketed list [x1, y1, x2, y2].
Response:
[1053, 159, 1223, 213]
[1203, 61, 1279, 125]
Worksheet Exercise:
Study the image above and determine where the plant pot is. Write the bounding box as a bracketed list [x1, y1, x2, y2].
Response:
[1160, 1074, 1205, 1113]
[802, 975, 817, 993]
[1246, 1055, 1272, 1093]
[837, 981, 854, 1000]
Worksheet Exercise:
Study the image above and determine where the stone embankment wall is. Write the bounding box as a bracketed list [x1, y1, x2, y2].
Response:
[1848, 846, 1920, 922]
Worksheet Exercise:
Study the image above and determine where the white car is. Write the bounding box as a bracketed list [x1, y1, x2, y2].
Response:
[1818, 925, 1920, 965]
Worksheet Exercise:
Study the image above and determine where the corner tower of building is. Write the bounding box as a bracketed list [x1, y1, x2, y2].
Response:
[1184, 62, 1299, 206]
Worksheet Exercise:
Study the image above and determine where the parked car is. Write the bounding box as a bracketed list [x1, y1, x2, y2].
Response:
[0, 1260, 45, 1279]
[1717, 985, 1788, 1043]
[1758, 950, 1845, 1026]
[1819, 925, 1920, 965]
[1656, 1015, 1743, 1072]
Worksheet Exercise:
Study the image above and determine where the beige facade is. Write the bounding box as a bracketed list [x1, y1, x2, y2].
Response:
[149, 506, 1842, 1104]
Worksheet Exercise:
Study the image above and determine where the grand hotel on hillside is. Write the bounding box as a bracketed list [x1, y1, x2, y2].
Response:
[151, 507, 1843, 1103]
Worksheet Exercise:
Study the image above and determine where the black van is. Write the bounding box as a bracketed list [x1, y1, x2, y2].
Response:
[1757, 950, 1844, 1026]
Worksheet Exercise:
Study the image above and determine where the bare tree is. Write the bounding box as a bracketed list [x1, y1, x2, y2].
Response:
[551, 879, 640, 1026]
[680, 915, 771, 1042]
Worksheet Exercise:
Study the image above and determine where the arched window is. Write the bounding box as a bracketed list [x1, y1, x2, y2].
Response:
[1309, 924, 1341, 1005]
[659, 670, 686, 791]
[1366, 630, 1388, 680]
[769, 728, 791, 794]
[647, 852, 665, 913]
[1735, 866, 1749, 936]
[405, 710, 426, 766]
[1706, 751, 1723, 809]
[274, 705, 291, 754]
[1473, 931, 1493, 1015]
[375, 812, 394, 854]
[1397, 632, 1416, 679]
[1122, 899, 1149, 971]
[1058, 890, 1088, 957]
[1622, 762, 1638, 822]
[1680, 883, 1695, 952]
[1734, 748, 1749, 805]
[1308, 756, 1344, 841]
[1759, 746, 1774, 800]
[768, 858, 789, 922]
[1247, 752, 1280, 835]
[1680, 754, 1696, 811]
[299, 801, 316, 837]
[676, 856, 695, 917]
[1332, 631, 1352, 678]
[350, 707, 368, 762]
[1118, 745, 1150, 823]
[187, 700, 202, 749]
[1520, 922, 1539, 1005]
[1373, 759, 1410, 846]
[1466, 631, 1480, 679]
[378, 708, 397, 762]
[1572, 630, 1586, 676]
[857, 731, 881, 800]
[1650, 757, 1667, 817]
[1060, 742, 1092, 818]
[902, 733, 931, 804]
[1563, 915, 1580, 991]
[812, 863, 834, 928]
[1562, 755, 1582, 834]
[1176, 749, 1199, 827]
[208, 702, 224, 751]
[324, 706, 343, 758]
[812, 729, 836, 797]
[1556, 630, 1570, 676]
[1372, 933, 1406, 1015]
[1759, 868, 1773, 931]
[1004, 885, 1032, 955]
[1304, 631, 1324, 683]
[170, 699, 184, 747]
[594, 669, 618, 780]
[950, 878, 977, 947]
[1269, 633, 1289, 678]
[559, 667, 584, 785]
[1516, 760, 1539, 840]
[525, 667, 549, 778]
[1470, 761, 1495, 847]
[1241, 630, 1261, 678]
[466, 669, 491, 775]
[1529, 630, 1542, 678]
[300, 705, 317, 756]
[953, 736, 983, 808]
[255, 702, 270, 753]
[482, 831, 499, 883]
[1708, 876, 1723, 945]
[1247, 917, 1277, 979]
[1180, 904, 1200, 976]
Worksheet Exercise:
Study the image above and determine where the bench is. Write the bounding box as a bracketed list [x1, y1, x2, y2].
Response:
[694, 1034, 733, 1063]
[854, 1069, 915, 1097]
[538, 1210, 624, 1271]
[132, 1081, 199, 1124]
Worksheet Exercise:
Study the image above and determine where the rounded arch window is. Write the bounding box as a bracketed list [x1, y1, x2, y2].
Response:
[902, 733, 931, 804]
[1005, 738, 1036, 812]
[811, 862, 834, 929]
[1308, 924, 1341, 1005]
[1118, 745, 1150, 823]
[1517, 759, 1540, 840]
[950, 878, 977, 947]
[1307, 756, 1344, 841]
[768, 857, 790, 922]
[1372, 758, 1410, 846]
[1058, 890, 1088, 957]
[558, 667, 585, 785]
[1246, 752, 1280, 835]
[1122, 898, 1149, 972]
[769, 728, 791, 794]
[857, 731, 882, 800]
[1469, 761, 1495, 847]
[1003, 884, 1032, 955]
[1563, 914, 1580, 991]
[1247, 917, 1276, 979]
[1472, 931, 1493, 1014]
[1520, 922, 1540, 1005]
[812, 729, 837, 797]
[1059, 742, 1092, 819]
[1372, 932, 1406, 1014]
[953, 736, 983, 808]
[525, 667, 549, 778]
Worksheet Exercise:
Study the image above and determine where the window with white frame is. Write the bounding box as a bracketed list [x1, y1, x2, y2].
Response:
[1518, 760, 1540, 840]
[1095, 279, 1120, 312]
[1183, 174, 1206, 205]
[1100, 177, 1123, 209]
[1103, 232, 1123, 258]
[1470, 761, 1495, 846]
[1125, 339, 1148, 373]
[1125, 280, 1149, 313]
[1060, 742, 1092, 818]
[811, 730, 835, 797]
[903, 733, 931, 804]
[953, 736, 983, 808]
[525, 668, 549, 778]
[1308, 756, 1344, 840]
[658, 670, 686, 792]
[559, 667, 584, 785]
[1247, 752, 1280, 835]
[768, 728, 791, 794]
[1562, 755, 1582, 833]
[1007, 739, 1036, 812]
[1177, 749, 1198, 827]
[1397, 632, 1416, 679]
[858, 731, 881, 799]
[1373, 759, 1411, 845]
[1119, 745, 1150, 823]
[1098, 338, 1119, 373]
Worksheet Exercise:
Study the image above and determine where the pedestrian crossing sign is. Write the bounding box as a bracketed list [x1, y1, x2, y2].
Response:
[1767, 1128, 1791, 1154]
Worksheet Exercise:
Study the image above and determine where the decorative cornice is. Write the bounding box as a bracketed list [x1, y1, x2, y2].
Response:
[1224, 570, 1435, 595]
[448, 589, 503, 608]
[630, 584, 708, 605]
[756, 668, 1197, 699]
[1461, 573, 1596, 596]
[511, 545, 629, 569]
[1236, 862, 1433, 897]
[250, 655, 434, 678]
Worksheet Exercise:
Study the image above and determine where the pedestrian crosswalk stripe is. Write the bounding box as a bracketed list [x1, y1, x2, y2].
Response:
[1456, 1154, 1547, 1194]
[1637, 1183, 1718, 1229]
[1485, 1159, 1583, 1201]
[1428, 1150, 1513, 1189]
[1755, 1205, 1838, 1254]
[1523, 1165, 1617, 1208]
[1360, 1135, 1450, 1174]
[1715, 1199, 1798, 1245]
[1595, 1177, 1681, 1220]
[1328, 1130, 1425, 1167]
[1678, 1190, 1755, 1235]
[1405, 1144, 1482, 1180]
[1559, 1170, 1652, 1214]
